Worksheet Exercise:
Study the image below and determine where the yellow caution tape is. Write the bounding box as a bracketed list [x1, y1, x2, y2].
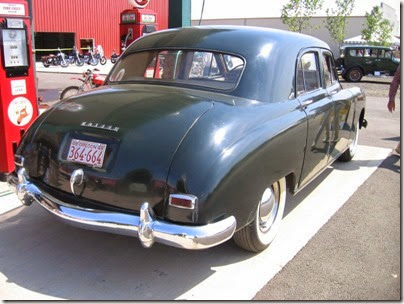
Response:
[35, 47, 94, 52]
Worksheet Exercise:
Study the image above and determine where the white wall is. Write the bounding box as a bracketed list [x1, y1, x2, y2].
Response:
[192, 16, 368, 57]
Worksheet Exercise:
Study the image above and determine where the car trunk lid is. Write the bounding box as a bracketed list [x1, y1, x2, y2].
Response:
[27, 85, 213, 213]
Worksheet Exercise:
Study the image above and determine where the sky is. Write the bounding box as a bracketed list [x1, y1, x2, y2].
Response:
[191, 0, 401, 21]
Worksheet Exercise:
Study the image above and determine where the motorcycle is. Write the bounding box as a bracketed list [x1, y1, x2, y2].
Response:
[110, 49, 119, 64]
[56, 47, 69, 68]
[74, 51, 85, 66]
[60, 68, 105, 100]
[94, 52, 107, 65]
[83, 48, 99, 66]
[95, 45, 107, 65]
[41, 54, 56, 67]
[41, 48, 69, 67]
[66, 46, 80, 65]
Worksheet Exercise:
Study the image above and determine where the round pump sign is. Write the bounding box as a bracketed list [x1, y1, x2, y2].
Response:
[128, 0, 150, 8]
[8, 96, 33, 126]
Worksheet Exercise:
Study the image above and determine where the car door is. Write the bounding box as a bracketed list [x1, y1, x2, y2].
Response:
[320, 50, 354, 161]
[362, 47, 378, 74]
[376, 49, 397, 74]
[297, 49, 334, 188]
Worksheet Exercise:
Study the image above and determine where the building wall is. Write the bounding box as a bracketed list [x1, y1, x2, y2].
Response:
[381, 3, 400, 36]
[33, 0, 169, 56]
[192, 16, 367, 56]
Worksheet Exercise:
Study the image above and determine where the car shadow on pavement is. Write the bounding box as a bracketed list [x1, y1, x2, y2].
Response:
[333, 154, 399, 174]
[0, 204, 257, 300]
[381, 136, 400, 142]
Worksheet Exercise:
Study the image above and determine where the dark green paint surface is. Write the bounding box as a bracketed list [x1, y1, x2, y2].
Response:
[17, 27, 366, 228]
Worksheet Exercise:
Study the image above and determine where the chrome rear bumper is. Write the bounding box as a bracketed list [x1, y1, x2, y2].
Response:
[8, 168, 236, 250]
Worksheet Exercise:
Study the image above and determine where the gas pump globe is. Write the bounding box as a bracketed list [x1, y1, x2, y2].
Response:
[120, 0, 158, 52]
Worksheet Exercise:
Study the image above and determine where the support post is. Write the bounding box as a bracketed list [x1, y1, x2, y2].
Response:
[168, 0, 191, 28]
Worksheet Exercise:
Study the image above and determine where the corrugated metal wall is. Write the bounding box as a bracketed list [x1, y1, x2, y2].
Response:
[33, 0, 168, 57]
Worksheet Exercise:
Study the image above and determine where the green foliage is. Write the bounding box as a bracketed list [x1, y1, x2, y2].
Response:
[325, 0, 355, 47]
[361, 6, 393, 46]
[281, 0, 324, 33]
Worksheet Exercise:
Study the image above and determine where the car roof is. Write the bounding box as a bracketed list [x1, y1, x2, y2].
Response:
[126, 26, 331, 102]
[129, 26, 329, 55]
[341, 44, 393, 50]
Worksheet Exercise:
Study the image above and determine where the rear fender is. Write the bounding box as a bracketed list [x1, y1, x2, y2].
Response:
[165, 100, 307, 228]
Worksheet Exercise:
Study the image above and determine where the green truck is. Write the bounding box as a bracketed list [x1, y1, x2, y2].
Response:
[336, 45, 400, 82]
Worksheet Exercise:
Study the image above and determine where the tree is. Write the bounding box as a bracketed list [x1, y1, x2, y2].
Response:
[281, 0, 324, 33]
[325, 0, 355, 48]
[361, 6, 393, 46]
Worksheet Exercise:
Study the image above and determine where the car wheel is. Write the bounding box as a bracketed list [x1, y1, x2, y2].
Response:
[339, 120, 359, 162]
[347, 67, 363, 82]
[233, 177, 286, 252]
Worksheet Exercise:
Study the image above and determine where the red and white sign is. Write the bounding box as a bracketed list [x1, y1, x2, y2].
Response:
[0, 3, 25, 15]
[7, 96, 33, 126]
[128, 0, 150, 8]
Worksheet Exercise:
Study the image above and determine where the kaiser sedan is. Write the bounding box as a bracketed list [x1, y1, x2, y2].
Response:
[9, 26, 367, 252]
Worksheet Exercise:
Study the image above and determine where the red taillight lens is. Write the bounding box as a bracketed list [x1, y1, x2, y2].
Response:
[169, 194, 197, 210]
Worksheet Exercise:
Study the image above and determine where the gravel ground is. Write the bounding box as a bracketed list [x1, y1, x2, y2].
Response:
[340, 75, 399, 98]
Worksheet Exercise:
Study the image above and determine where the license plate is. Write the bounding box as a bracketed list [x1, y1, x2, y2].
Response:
[67, 139, 107, 168]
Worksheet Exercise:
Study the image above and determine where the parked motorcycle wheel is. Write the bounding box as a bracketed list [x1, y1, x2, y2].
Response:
[75, 58, 84, 66]
[60, 59, 69, 68]
[100, 56, 107, 65]
[111, 57, 117, 64]
[42, 61, 50, 68]
[60, 86, 82, 100]
[89, 58, 99, 66]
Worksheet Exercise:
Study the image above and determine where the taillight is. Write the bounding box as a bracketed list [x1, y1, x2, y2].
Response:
[169, 194, 197, 210]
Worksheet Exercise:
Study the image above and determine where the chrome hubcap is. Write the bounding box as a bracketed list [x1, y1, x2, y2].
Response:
[259, 187, 278, 233]
[350, 70, 360, 81]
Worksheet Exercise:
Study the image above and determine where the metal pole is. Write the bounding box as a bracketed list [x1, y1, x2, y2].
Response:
[26, 0, 39, 107]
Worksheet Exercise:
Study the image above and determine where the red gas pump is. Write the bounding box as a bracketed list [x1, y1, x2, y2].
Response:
[0, 0, 38, 174]
[120, 0, 158, 52]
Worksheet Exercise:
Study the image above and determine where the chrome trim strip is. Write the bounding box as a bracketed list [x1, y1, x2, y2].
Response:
[81, 122, 119, 132]
[8, 169, 236, 250]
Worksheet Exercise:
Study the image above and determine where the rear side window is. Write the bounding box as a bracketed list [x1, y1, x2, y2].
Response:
[349, 49, 365, 57]
[364, 48, 378, 57]
[322, 53, 337, 87]
[296, 52, 321, 95]
[379, 49, 392, 59]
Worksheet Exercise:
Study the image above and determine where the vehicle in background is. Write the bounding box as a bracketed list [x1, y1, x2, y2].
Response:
[60, 68, 105, 100]
[110, 49, 119, 63]
[94, 45, 107, 65]
[336, 45, 400, 82]
[40, 47, 69, 68]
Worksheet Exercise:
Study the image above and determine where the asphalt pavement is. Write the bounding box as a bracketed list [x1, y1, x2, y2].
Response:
[0, 71, 401, 300]
[255, 94, 401, 300]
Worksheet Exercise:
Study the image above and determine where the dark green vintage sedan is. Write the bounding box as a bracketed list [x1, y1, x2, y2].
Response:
[9, 26, 367, 252]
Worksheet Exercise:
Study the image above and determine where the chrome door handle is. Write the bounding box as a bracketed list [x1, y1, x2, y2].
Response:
[300, 99, 313, 107]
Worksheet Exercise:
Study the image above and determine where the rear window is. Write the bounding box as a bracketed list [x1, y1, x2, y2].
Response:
[109, 50, 245, 91]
